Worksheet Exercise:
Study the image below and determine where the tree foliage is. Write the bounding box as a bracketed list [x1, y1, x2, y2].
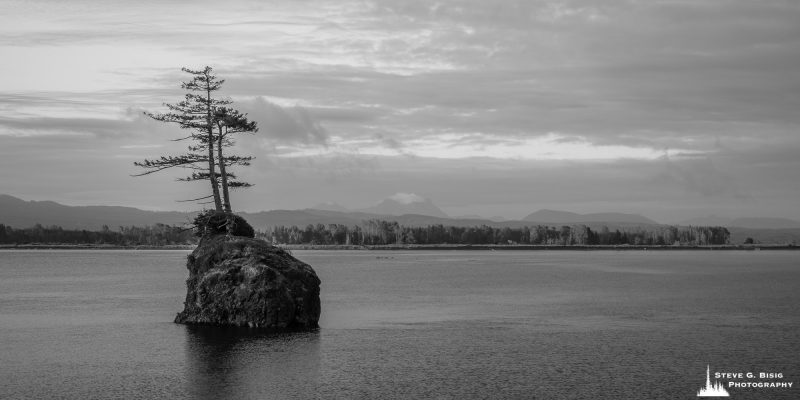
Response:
[134, 67, 257, 212]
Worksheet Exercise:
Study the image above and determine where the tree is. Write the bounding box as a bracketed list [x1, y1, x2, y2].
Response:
[213, 107, 258, 212]
[134, 66, 232, 211]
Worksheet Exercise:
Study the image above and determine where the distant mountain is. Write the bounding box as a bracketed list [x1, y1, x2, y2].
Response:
[0, 195, 654, 232]
[729, 217, 800, 229]
[0, 194, 464, 231]
[678, 215, 733, 226]
[454, 214, 486, 220]
[236, 209, 360, 229]
[522, 209, 658, 225]
[3, 194, 797, 244]
[679, 216, 800, 229]
[456, 214, 507, 222]
[309, 202, 350, 213]
[0, 194, 192, 231]
[358, 193, 449, 218]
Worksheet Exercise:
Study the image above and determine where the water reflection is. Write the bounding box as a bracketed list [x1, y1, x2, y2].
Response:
[184, 326, 321, 399]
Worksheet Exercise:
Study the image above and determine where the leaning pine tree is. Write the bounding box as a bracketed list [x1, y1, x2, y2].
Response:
[213, 106, 258, 213]
[134, 66, 256, 236]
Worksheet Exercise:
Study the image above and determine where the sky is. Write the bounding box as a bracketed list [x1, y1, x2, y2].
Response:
[1, 0, 799, 223]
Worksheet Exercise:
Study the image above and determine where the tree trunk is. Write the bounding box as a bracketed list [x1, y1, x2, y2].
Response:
[205, 77, 223, 212]
[218, 126, 232, 213]
[207, 135, 222, 212]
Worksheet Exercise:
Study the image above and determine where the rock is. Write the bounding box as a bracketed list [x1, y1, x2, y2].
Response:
[175, 234, 321, 330]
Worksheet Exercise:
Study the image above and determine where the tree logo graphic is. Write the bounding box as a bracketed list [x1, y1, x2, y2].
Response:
[698, 365, 730, 397]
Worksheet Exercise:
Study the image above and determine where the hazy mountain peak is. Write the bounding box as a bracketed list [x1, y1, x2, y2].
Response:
[454, 214, 507, 222]
[387, 192, 425, 205]
[359, 193, 449, 218]
[309, 202, 350, 213]
[523, 209, 580, 221]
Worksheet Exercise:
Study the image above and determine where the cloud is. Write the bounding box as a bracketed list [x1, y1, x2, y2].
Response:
[1, 0, 799, 221]
[652, 155, 742, 198]
[0, 105, 183, 143]
[235, 97, 328, 145]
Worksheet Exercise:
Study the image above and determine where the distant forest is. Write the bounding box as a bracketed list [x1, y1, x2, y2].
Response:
[0, 220, 731, 247]
[0, 223, 195, 246]
[264, 220, 731, 246]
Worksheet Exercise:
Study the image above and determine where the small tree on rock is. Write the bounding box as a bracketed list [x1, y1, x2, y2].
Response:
[134, 67, 256, 214]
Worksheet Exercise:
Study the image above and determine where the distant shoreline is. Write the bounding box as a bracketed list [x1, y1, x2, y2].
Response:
[0, 244, 195, 250]
[0, 243, 796, 251]
[283, 244, 798, 251]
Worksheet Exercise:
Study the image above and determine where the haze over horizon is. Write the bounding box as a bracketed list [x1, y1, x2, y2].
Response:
[2, 1, 799, 223]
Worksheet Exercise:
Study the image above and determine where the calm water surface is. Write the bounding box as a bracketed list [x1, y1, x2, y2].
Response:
[1, 250, 798, 399]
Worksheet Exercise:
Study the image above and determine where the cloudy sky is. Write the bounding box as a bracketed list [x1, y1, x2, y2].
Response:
[1, 0, 799, 222]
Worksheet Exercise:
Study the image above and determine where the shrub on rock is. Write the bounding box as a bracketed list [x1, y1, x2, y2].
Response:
[193, 210, 255, 238]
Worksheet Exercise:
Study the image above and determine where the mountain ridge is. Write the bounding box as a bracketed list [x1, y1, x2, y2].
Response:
[679, 215, 800, 229]
[523, 209, 659, 225]
[3, 194, 798, 234]
[1, 194, 663, 231]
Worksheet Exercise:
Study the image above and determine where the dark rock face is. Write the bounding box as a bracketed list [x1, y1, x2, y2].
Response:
[175, 235, 321, 330]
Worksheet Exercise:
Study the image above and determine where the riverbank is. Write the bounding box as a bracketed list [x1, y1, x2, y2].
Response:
[1, 243, 796, 251]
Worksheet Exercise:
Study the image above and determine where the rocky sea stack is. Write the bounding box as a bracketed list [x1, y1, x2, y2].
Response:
[175, 212, 321, 330]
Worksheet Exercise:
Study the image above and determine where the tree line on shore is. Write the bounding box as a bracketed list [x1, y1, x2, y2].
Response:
[0, 224, 195, 246]
[0, 219, 731, 247]
[263, 220, 731, 246]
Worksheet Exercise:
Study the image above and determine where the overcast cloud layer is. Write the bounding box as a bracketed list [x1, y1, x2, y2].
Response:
[1, 0, 799, 222]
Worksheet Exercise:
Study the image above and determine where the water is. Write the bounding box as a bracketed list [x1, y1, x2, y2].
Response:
[1, 250, 798, 399]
